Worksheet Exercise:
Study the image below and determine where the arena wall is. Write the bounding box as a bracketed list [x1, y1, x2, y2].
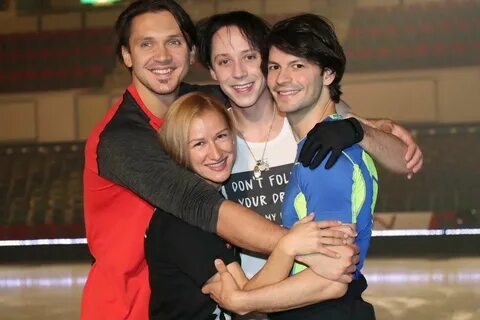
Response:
[0, 0, 479, 142]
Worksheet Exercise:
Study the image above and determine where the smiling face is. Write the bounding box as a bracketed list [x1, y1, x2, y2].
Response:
[121, 11, 193, 99]
[188, 109, 236, 186]
[267, 46, 330, 116]
[209, 26, 267, 109]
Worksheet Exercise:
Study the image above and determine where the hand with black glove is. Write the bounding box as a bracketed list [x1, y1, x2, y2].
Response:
[299, 118, 364, 169]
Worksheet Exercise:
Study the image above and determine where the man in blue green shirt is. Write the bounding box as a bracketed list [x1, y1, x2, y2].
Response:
[266, 14, 377, 319]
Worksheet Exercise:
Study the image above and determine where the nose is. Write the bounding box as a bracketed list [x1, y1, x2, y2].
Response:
[208, 142, 222, 160]
[232, 60, 247, 80]
[276, 68, 291, 85]
[155, 44, 172, 63]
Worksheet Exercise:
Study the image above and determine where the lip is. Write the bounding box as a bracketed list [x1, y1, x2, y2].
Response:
[276, 89, 301, 97]
[231, 82, 255, 94]
[205, 157, 229, 172]
[148, 67, 176, 77]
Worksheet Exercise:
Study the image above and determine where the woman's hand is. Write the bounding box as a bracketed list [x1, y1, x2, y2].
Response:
[202, 259, 250, 315]
[278, 214, 356, 258]
[296, 244, 359, 283]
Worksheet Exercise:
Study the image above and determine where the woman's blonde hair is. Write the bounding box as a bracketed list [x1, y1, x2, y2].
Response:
[160, 92, 235, 168]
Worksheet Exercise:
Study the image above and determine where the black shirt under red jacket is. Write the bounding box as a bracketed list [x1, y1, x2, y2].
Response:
[81, 83, 226, 320]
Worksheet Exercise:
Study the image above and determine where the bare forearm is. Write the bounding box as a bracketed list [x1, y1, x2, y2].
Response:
[296, 242, 358, 284]
[246, 221, 352, 289]
[244, 239, 294, 290]
[237, 269, 347, 313]
[359, 122, 408, 174]
[217, 201, 287, 253]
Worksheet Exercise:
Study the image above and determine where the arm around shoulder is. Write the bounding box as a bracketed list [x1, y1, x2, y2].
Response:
[97, 126, 223, 232]
[353, 115, 409, 174]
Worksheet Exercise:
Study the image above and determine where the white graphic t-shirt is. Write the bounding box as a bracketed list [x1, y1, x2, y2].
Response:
[222, 117, 297, 278]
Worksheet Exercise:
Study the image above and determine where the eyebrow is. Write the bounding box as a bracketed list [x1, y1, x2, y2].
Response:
[289, 59, 305, 65]
[188, 138, 204, 144]
[240, 49, 256, 54]
[134, 33, 184, 43]
[213, 49, 256, 60]
[213, 53, 230, 60]
[267, 58, 305, 66]
[135, 36, 154, 43]
[166, 33, 184, 39]
[216, 127, 230, 135]
[187, 128, 229, 144]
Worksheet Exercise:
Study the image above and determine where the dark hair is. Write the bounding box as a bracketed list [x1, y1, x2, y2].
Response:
[196, 11, 270, 70]
[115, 0, 196, 62]
[267, 14, 346, 102]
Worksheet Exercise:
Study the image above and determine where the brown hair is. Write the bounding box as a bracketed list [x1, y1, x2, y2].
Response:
[160, 92, 235, 167]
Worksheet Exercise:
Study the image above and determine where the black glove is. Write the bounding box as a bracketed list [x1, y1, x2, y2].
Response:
[299, 118, 364, 169]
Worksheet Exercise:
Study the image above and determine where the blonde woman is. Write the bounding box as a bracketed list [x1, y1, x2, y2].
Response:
[145, 92, 345, 320]
[145, 92, 239, 320]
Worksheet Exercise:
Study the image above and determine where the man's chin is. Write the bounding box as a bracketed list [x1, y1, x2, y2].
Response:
[274, 101, 293, 113]
[151, 82, 181, 96]
[229, 96, 260, 109]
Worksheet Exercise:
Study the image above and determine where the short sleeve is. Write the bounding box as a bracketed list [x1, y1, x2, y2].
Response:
[299, 151, 365, 224]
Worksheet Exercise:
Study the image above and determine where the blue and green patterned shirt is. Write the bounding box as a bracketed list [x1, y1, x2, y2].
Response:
[282, 114, 378, 278]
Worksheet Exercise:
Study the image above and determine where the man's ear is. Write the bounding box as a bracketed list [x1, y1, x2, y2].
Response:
[189, 45, 196, 65]
[209, 67, 218, 81]
[121, 46, 133, 68]
[323, 68, 335, 86]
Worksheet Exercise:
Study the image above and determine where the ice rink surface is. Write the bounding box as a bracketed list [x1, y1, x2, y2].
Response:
[0, 257, 479, 320]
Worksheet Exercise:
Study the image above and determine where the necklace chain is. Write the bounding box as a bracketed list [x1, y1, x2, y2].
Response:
[231, 104, 277, 180]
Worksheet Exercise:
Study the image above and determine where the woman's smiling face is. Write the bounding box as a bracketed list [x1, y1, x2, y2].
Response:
[187, 109, 236, 186]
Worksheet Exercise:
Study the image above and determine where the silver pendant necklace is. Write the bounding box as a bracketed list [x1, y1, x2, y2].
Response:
[231, 105, 276, 180]
[253, 160, 268, 179]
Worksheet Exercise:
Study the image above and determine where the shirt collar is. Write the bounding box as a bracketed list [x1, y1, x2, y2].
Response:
[127, 83, 164, 130]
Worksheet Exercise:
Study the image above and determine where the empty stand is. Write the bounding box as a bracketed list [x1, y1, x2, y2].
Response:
[0, 28, 116, 93]
[0, 143, 85, 239]
[344, 1, 480, 72]
[376, 123, 480, 221]
[0, 122, 479, 240]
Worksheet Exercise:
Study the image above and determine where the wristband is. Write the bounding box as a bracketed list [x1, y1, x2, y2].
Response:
[346, 118, 364, 143]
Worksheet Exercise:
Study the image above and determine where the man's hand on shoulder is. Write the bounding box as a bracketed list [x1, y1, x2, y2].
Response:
[299, 118, 364, 169]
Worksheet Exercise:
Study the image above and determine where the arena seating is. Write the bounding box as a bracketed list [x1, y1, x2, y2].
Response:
[376, 123, 480, 217]
[1, 1, 479, 93]
[0, 142, 84, 239]
[0, 27, 116, 93]
[0, 122, 479, 239]
[344, 0, 480, 72]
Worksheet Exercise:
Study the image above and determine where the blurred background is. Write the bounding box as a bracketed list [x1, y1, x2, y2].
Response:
[0, 0, 479, 319]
